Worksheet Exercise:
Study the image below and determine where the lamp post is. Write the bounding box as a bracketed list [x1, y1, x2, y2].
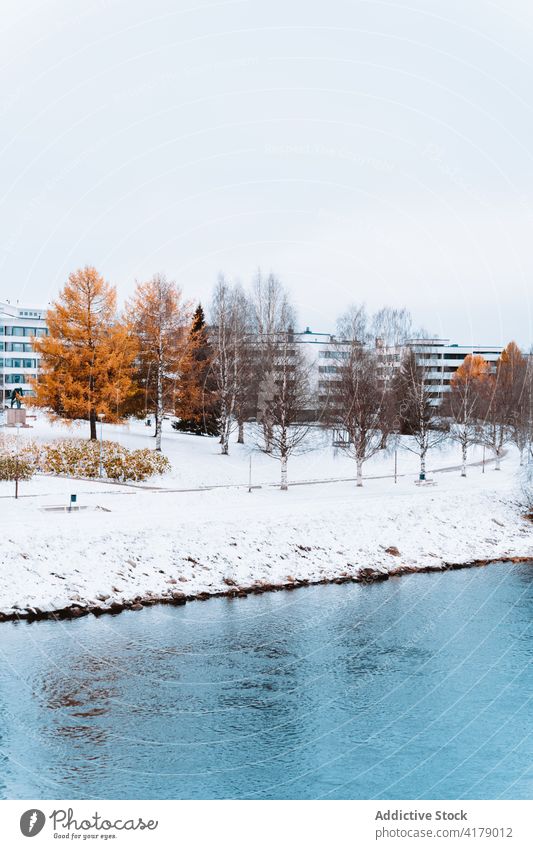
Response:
[14, 421, 21, 499]
[98, 412, 105, 478]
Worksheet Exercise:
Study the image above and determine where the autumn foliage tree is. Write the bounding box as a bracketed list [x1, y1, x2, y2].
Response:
[445, 354, 489, 476]
[479, 341, 528, 469]
[32, 267, 137, 440]
[126, 274, 190, 451]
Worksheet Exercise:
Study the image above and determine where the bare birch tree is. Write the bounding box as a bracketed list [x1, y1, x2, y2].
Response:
[210, 276, 251, 455]
[255, 330, 316, 490]
[395, 348, 449, 480]
[249, 270, 296, 450]
[325, 306, 389, 486]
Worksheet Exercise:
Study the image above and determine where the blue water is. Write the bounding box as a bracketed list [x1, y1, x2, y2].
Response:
[0, 563, 531, 800]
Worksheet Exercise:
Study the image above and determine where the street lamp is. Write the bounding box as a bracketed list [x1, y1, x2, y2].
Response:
[98, 412, 105, 478]
[14, 421, 21, 499]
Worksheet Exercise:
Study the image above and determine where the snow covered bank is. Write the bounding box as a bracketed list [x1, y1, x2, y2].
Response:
[0, 424, 531, 621]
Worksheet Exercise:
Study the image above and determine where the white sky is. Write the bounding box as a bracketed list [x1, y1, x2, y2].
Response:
[1, 0, 532, 346]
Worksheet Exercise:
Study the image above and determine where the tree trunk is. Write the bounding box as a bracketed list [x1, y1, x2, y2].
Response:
[356, 457, 363, 487]
[461, 442, 467, 477]
[237, 419, 244, 444]
[155, 362, 163, 452]
[221, 432, 229, 455]
[89, 409, 97, 441]
[280, 454, 288, 490]
[419, 449, 426, 480]
[495, 449, 501, 471]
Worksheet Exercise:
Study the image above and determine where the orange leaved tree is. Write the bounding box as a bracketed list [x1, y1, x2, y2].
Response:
[32, 266, 138, 440]
[446, 354, 489, 476]
[126, 274, 190, 451]
[479, 341, 528, 469]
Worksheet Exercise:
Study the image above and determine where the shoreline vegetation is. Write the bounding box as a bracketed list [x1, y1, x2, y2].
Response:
[0, 555, 531, 624]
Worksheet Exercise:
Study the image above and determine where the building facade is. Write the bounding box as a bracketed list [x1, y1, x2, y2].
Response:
[288, 330, 504, 413]
[0, 301, 48, 407]
[406, 338, 503, 405]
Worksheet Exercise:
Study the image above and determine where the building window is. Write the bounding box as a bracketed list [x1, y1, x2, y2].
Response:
[5, 373, 36, 384]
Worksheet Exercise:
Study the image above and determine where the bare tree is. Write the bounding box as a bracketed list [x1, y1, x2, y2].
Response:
[232, 292, 256, 445]
[443, 354, 488, 476]
[510, 349, 533, 465]
[325, 306, 389, 486]
[210, 276, 251, 455]
[255, 330, 316, 490]
[371, 306, 414, 447]
[126, 274, 189, 451]
[371, 306, 413, 349]
[395, 348, 449, 480]
[249, 270, 296, 450]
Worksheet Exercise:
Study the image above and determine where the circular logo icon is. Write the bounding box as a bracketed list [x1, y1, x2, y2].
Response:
[20, 810, 46, 837]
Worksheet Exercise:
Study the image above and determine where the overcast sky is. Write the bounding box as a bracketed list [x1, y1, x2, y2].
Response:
[1, 0, 533, 346]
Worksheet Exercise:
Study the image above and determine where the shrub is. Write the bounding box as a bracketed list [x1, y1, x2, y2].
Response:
[0, 454, 35, 481]
[40, 439, 170, 482]
[0, 436, 37, 481]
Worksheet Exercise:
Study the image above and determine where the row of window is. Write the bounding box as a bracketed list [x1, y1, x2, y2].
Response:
[1, 326, 47, 337]
[0, 373, 37, 384]
[0, 342, 36, 352]
[0, 358, 37, 368]
[1, 388, 35, 398]
[320, 350, 349, 359]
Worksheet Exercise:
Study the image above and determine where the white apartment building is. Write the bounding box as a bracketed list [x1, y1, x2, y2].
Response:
[406, 338, 503, 405]
[290, 329, 504, 412]
[0, 300, 48, 407]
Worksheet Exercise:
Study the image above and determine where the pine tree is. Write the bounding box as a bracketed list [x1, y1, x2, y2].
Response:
[173, 304, 219, 435]
[32, 266, 137, 439]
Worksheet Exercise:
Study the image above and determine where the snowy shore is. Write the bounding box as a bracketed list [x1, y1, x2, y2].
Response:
[0, 417, 531, 622]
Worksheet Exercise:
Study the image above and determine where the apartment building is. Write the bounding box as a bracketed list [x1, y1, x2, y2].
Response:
[406, 338, 503, 405]
[0, 301, 48, 407]
[289, 330, 504, 413]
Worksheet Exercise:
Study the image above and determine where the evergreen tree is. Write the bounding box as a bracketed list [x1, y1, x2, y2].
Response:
[173, 304, 220, 435]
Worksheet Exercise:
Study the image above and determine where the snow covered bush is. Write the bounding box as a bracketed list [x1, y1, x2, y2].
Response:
[0, 436, 37, 481]
[0, 453, 36, 481]
[40, 439, 170, 482]
[42, 439, 100, 477]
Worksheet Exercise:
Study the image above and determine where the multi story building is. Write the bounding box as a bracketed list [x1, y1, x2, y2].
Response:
[406, 338, 503, 405]
[0, 300, 48, 407]
[287, 330, 504, 413]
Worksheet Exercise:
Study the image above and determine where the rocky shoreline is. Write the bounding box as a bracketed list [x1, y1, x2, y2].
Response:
[1, 555, 530, 624]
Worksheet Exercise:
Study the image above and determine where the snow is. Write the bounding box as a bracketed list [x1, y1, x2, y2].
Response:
[0, 414, 531, 618]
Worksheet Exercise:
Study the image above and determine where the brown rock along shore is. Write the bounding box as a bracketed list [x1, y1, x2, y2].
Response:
[0, 556, 530, 624]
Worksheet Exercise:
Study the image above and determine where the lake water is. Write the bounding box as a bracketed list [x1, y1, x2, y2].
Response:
[0, 563, 531, 800]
